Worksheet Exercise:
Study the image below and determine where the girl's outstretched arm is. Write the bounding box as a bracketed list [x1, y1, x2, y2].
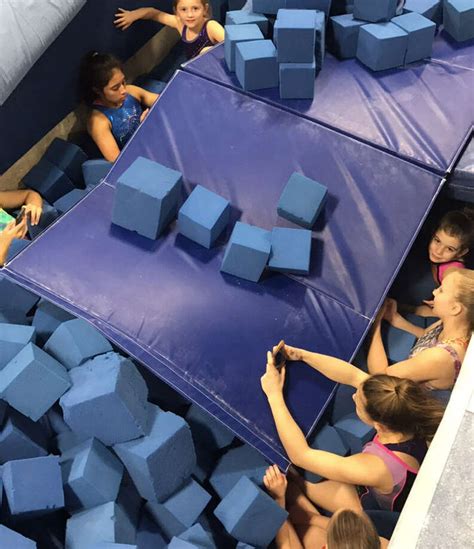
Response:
[88, 112, 121, 163]
[114, 7, 178, 31]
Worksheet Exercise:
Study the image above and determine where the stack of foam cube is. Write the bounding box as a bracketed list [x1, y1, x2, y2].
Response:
[329, 0, 437, 69]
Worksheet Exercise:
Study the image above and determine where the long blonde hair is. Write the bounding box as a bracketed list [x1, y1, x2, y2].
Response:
[451, 269, 474, 331]
[327, 510, 380, 549]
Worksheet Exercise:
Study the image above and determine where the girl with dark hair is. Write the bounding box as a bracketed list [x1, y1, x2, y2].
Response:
[260, 346, 445, 517]
[114, 0, 224, 59]
[79, 52, 159, 162]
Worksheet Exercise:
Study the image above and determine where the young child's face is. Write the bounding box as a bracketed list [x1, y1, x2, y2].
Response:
[175, 0, 208, 30]
[100, 68, 127, 107]
[431, 272, 460, 318]
[428, 229, 466, 264]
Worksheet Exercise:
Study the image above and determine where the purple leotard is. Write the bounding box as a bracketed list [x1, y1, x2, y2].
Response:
[93, 94, 142, 149]
[182, 20, 213, 59]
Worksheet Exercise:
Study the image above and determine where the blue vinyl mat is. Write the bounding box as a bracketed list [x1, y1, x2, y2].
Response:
[184, 41, 474, 174]
[5, 71, 443, 467]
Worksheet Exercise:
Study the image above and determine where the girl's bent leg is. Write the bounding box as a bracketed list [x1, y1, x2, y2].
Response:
[302, 479, 362, 514]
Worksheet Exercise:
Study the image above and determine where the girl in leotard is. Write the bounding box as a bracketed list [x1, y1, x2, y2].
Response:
[260, 350, 444, 519]
[368, 269, 473, 389]
[79, 53, 159, 162]
[114, 0, 224, 59]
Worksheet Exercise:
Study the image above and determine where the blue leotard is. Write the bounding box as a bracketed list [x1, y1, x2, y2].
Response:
[93, 94, 142, 149]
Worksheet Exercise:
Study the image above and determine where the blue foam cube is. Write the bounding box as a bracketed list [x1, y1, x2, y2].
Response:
[32, 299, 75, 346]
[334, 412, 375, 454]
[44, 318, 113, 370]
[314, 10, 326, 69]
[214, 476, 288, 547]
[114, 405, 196, 502]
[253, 0, 286, 14]
[185, 403, 234, 450]
[55, 430, 89, 455]
[329, 14, 366, 58]
[63, 438, 124, 512]
[274, 10, 317, 63]
[404, 0, 442, 24]
[268, 227, 312, 274]
[225, 24, 264, 72]
[0, 308, 29, 325]
[285, 0, 332, 17]
[357, 22, 408, 71]
[3, 455, 64, 516]
[59, 352, 149, 445]
[0, 275, 39, 314]
[0, 409, 48, 464]
[353, 0, 397, 21]
[169, 524, 216, 549]
[66, 501, 136, 549]
[146, 478, 211, 538]
[0, 525, 36, 548]
[235, 39, 279, 90]
[0, 323, 36, 369]
[0, 343, 71, 421]
[392, 12, 435, 63]
[22, 157, 75, 204]
[330, 383, 356, 424]
[27, 200, 60, 239]
[112, 156, 183, 239]
[382, 324, 416, 364]
[279, 60, 316, 99]
[82, 159, 112, 188]
[304, 424, 349, 482]
[136, 512, 167, 549]
[53, 188, 88, 214]
[44, 138, 88, 187]
[225, 11, 269, 35]
[220, 222, 271, 282]
[89, 544, 137, 549]
[443, 0, 474, 42]
[277, 172, 327, 228]
[178, 185, 230, 248]
[209, 444, 269, 498]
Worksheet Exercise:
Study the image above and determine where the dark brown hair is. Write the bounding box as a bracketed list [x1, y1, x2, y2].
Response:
[79, 52, 123, 105]
[172, 0, 209, 11]
[436, 207, 474, 252]
[327, 510, 380, 549]
[362, 375, 445, 442]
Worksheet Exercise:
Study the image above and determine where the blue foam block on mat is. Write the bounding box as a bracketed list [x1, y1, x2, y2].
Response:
[221, 222, 271, 282]
[63, 438, 124, 512]
[0, 323, 36, 369]
[44, 318, 113, 370]
[334, 412, 375, 454]
[59, 352, 149, 445]
[66, 501, 136, 549]
[209, 444, 269, 498]
[55, 430, 89, 454]
[274, 10, 317, 63]
[277, 172, 327, 228]
[89, 544, 137, 549]
[235, 39, 279, 90]
[214, 476, 288, 547]
[382, 324, 416, 364]
[178, 185, 230, 248]
[404, 0, 442, 24]
[443, 0, 474, 42]
[112, 156, 183, 240]
[0, 275, 39, 314]
[253, 0, 286, 14]
[0, 308, 29, 325]
[185, 403, 234, 450]
[53, 188, 88, 214]
[330, 383, 356, 424]
[268, 227, 312, 274]
[27, 200, 60, 239]
[353, 0, 396, 21]
[136, 512, 167, 549]
[114, 405, 196, 502]
[0, 525, 37, 548]
[279, 60, 316, 99]
[46, 405, 70, 434]
[3, 455, 64, 516]
[314, 10, 326, 69]
[356, 22, 408, 71]
[44, 138, 88, 187]
[169, 524, 216, 549]
[285, 0, 331, 17]
[329, 14, 366, 58]
[0, 409, 48, 464]
[146, 478, 211, 538]
[32, 299, 75, 346]
[392, 12, 435, 63]
[0, 342, 71, 421]
[225, 11, 269, 35]
[225, 24, 265, 72]
[304, 424, 349, 482]
[82, 159, 112, 189]
[22, 157, 75, 204]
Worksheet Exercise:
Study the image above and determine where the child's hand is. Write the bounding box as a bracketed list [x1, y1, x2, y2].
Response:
[261, 351, 286, 400]
[0, 219, 28, 243]
[114, 8, 137, 30]
[263, 464, 287, 503]
[23, 203, 42, 226]
[276, 343, 302, 362]
[140, 108, 149, 123]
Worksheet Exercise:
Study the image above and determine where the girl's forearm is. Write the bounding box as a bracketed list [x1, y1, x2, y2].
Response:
[367, 326, 389, 375]
[300, 350, 363, 387]
[133, 7, 161, 20]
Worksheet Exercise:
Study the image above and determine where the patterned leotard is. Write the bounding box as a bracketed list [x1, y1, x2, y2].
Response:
[93, 94, 142, 150]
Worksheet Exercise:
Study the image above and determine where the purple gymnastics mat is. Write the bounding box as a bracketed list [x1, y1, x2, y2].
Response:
[431, 32, 474, 71]
[5, 71, 443, 467]
[184, 42, 474, 174]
